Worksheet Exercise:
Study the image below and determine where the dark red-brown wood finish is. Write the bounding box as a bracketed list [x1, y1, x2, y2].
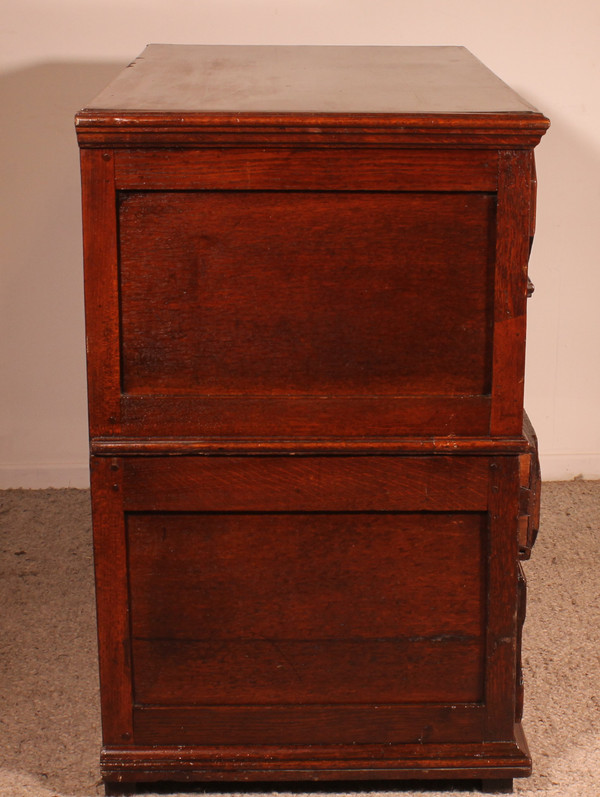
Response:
[77, 45, 548, 794]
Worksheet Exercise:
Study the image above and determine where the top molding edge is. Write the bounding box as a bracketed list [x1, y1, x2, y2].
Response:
[75, 111, 550, 149]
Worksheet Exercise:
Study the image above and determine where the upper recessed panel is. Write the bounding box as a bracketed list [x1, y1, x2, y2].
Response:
[84, 44, 539, 115]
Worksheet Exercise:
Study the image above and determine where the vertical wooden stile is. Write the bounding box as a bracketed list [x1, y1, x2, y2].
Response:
[490, 150, 533, 436]
[80, 148, 121, 437]
[90, 456, 134, 745]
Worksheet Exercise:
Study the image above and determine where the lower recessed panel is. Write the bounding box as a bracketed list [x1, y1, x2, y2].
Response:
[128, 510, 486, 744]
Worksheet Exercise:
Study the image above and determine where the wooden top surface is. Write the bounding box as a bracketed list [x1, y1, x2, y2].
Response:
[83, 44, 540, 116]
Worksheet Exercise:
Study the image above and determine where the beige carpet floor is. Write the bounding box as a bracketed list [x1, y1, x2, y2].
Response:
[0, 482, 599, 796]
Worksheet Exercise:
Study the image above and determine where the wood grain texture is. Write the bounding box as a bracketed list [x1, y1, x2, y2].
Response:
[490, 151, 533, 435]
[89, 457, 132, 744]
[100, 736, 532, 781]
[80, 150, 121, 435]
[78, 119, 549, 149]
[519, 411, 542, 559]
[114, 148, 498, 191]
[90, 434, 532, 455]
[118, 190, 495, 398]
[132, 704, 486, 746]
[128, 510, 485, 710]
[484, 457, 520, 741]
[121, 455, 490, 512]
[530, 155, 538, 237]
[118, 394, 492, 439]
[75, 46, 549, 148]
[515, 562, 527, 722]
[132, 637, 484, 706]
[78, 45, 547, 788]
[128, 511, 485, 641]
[84, 46, 540, 115]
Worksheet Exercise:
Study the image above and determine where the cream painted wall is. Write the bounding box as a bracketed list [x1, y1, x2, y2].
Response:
[1, 1, 599, 486]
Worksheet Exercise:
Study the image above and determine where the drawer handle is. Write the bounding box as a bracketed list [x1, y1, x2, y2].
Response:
[527, 277, 535, 298]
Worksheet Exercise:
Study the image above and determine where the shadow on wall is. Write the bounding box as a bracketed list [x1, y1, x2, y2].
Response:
[0, 63, 122, 485]
[0, 59, 122, 315]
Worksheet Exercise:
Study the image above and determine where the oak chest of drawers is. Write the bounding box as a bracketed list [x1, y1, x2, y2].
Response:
[76, 45, 549, 793]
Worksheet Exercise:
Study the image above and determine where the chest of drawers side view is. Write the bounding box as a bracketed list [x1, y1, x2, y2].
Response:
[76, 45, 549, 794]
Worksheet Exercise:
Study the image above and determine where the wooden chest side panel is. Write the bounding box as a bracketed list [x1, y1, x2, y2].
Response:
[90, 453, 522, 751]
[79, 44, 546, 784]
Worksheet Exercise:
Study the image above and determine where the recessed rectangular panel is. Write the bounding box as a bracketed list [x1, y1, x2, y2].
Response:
[119, 191, 495, 398]
[128, 511, 486, 707]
